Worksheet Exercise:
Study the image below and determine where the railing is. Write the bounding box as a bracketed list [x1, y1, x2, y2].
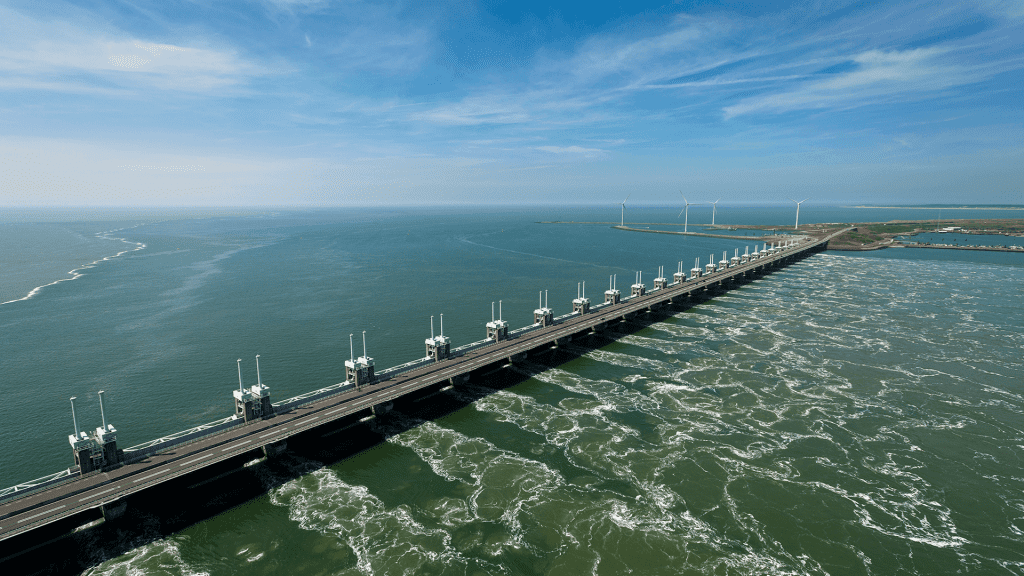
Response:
[122, 415, 243, 463]
[378, 356, 433, 378]
[274, 382, 354, 412]
[450, 337, 496, 357]
[0, 467, 78, 504]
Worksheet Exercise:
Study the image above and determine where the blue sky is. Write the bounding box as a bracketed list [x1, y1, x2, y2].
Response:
[0, 0, 1022, 206]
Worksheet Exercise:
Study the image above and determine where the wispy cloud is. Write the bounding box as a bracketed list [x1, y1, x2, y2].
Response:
[0, 6, 266, 94]
[412, 97, 530, 126]
[294, 2, 436, 75]
[722, 47, 988, 118]
[535, 145, 605, 156]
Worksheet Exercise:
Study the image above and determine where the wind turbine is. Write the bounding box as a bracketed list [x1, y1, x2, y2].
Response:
[710, 199, 721, 226]
[620, 193, 631, 226]
[677, 192, 701, 233]
[790, 198, 809, 230]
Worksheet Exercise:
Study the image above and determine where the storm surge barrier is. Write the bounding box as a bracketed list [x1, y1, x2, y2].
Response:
[0, 229, 847, 545]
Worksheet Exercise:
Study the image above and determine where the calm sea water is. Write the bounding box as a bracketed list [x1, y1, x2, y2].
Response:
[1, 207, 1022, 575]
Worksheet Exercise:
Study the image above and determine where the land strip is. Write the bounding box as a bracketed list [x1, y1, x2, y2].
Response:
[559, 219, 1024, 252]
[611, 225, 792, 242]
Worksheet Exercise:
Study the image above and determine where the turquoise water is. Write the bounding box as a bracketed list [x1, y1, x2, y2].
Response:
[1, 207, 1023, 575]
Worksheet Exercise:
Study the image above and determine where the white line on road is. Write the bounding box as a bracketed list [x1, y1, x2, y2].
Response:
[78, 487, 117, 501]
[258, 430, 279, 439]
[132, 470, 166, 483]
[179, 454, 214, 467]
[17, 505, 66, 523]
[221, 440, 252, 452]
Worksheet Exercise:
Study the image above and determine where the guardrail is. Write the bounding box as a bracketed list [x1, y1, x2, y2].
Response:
[122, 415, 244, 464]
[0, 467, 78, 505]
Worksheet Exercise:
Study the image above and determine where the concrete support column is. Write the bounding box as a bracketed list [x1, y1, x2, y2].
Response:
[101, 499, 128, 522]
[263, 440, 288, 458]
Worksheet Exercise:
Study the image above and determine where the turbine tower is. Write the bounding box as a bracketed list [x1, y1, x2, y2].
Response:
[620, 193, 631, 226]
[677, 192, 701, 233]
[790, 198, 809, 230]
[711, 199, 721, 226]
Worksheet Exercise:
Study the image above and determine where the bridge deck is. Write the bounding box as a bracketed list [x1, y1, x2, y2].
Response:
[0, 231, 845, 542]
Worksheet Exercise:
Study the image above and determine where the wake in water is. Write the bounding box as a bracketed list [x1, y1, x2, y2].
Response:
[0, 224, 147, 307]
[77, 253, 1024, 576]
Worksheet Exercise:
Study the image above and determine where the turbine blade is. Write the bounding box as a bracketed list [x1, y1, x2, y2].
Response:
[678, 207, 685, 218]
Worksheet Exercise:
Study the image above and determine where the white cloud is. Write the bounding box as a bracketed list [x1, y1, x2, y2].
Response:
[567, 23, 706, 81]
[412, 97, 530, 126]
[0, 7, 266, 94]
[535, 145, 605, 156]
[722, 48, 987, 118]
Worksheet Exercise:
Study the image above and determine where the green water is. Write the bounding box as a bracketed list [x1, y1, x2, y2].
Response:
[1, 207, 1022, 575]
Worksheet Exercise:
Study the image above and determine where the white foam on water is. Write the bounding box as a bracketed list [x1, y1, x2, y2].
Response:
[510, 361, 663, 415]
[82, 536, 209, 576]
[474, 389, 649, 483]
[1, 224, 147, 307]
[579, 347, 677, 373]
[269, 464, 471, 576]
[617, 333, 702, 356]
[378, 414, 760, 572]
[382, 417, 564, 534]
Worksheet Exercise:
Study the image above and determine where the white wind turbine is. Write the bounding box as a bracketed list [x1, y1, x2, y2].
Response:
[678, 192, 701, 233]
[620, 193, 631, 226]
[790, 198, 809, 230]
[710, 198, 721, 226]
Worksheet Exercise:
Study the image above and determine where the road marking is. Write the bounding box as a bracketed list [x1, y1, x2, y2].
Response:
[258, 430, 279, 439]
[17, 505, 66, 523]
[78, 487, 117, 501]
[132, 470, 166, 483]
[326, 407, 347, 415]
[179, 453, 214, 467]
[221, 440, 252, 452]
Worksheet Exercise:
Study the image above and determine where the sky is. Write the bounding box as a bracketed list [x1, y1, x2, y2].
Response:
[0, 0, 1022, 207]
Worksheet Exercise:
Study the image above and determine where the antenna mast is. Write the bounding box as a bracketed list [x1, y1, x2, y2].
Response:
[70, 396, 79, 437]
[98, 390, 107, 430]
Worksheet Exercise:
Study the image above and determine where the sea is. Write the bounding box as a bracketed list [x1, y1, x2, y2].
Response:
[1, 205, 1022, 575]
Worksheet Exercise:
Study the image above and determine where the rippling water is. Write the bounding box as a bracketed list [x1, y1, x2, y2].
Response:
[1, 208, 1022, 575]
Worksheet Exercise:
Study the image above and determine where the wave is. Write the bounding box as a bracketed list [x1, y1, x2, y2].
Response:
[269, 461, 477, 576]
[81, 535, 208, 576]
[0, 224, 147, 307]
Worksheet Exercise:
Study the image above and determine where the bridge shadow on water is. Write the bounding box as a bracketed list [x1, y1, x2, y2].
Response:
[5, 280, 752, 575]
